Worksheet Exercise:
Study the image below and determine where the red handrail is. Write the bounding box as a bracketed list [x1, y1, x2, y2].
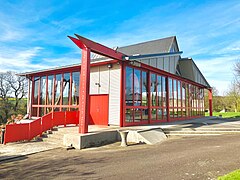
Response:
[4, 111, 79, 144]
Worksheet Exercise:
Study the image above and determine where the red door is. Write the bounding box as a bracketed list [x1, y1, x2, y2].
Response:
[89, 94, 109, 125]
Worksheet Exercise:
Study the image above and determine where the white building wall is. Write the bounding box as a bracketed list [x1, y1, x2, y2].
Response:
[89, 63, 121, 125]
[99, 66, 109, 94]
[108, 64, 121, 125]
[90, 66, 99, 94]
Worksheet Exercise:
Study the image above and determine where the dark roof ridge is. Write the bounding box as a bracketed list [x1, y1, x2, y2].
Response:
[119, 36, 176, 49]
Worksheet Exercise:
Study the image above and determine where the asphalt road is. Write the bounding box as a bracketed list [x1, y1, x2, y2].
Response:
[1, 135, 240, 180]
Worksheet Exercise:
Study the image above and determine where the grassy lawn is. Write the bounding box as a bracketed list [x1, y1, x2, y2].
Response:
[205, 112, 240, 118]
[218, 169, 240, 180]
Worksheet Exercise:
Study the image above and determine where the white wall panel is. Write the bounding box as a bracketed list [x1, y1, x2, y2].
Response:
[90, 66, 99, 94]
[157, 57, 164, 70]
[99, 65, 109, 94]
[150, 58, 157, 68]
[108, 64, 121, 125]
[163, 57, 170, 72]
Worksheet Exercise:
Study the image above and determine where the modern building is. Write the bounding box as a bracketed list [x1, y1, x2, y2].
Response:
[19, 34, 212, 133]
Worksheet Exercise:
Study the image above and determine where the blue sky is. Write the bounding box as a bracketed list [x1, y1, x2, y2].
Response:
[0, 0, 239, 95]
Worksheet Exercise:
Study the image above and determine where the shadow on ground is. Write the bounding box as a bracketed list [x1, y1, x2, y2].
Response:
[0, 155, 28, 164]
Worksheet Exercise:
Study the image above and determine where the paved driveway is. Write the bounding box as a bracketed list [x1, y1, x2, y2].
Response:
[1, 134, 240, 180]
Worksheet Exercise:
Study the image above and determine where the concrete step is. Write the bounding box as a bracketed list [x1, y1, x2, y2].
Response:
[167, 134, 222, 137]
[164, 130, 240, 135]
[127, 128, 167, 145]
[163, 128, 240, 131]
[42, 127, 66, 145]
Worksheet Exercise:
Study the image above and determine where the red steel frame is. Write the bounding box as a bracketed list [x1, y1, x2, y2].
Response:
[68, 34, 125, 133]
[25, 34, 213, 130]
[122, 61, 207, 126]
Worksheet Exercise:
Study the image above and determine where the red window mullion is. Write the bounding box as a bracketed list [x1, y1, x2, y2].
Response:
[132, 68, 135, 122]
[60, 73, 63, 111]
[148, 71, 151, 124]
[37, 77, 41, 117]
[180, 81, 183, 117]
[140, 71, 143, 121]
[44, 76, 48, 115]
[30, 76, 35, 118]
[69, 72, 73, 111]
[52, 74, 56, 112]
[176, 80, 178, 118]
[166, 77, 170, 122]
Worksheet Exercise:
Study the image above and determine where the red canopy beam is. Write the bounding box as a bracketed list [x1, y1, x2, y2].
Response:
[74, 34, 124, 60]
[68, 34, 125, 133]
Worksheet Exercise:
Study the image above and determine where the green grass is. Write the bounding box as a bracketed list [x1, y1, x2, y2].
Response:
[205, 112, 240, 118]
[218, 169, 240, 180]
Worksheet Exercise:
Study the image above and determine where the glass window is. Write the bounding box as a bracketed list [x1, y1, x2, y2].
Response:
[142, 109, 148, 121]
[151, 108, 157, 120]
[40, 76, 46, 105]
[169, 78, 173, 107]
[126, 67, 133, 106]
[163, 108, 167, 119]
[142, 71, 148, 106]
[63, 73, 70, 105]
[33, 77, 40, 105]
[125, 109, 133, 122]
[178, 81, 181, 108]
[72, 71, 80, 105]
[162, 77, 166, 107]
[157, 108, 162, 120]
[169, 108, 174, 118]
[151, 74, 157, 106]
[173, 79, 177, 108]
[182, 83, 186, 116]
[157, 76, 162, 107]
[134, 109, 141, 122]
[47, 75, 54, 105]
[134, 69, 141, 106]
[55, 74, 62, 105]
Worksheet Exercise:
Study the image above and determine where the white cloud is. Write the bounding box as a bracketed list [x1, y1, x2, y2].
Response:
[195, 56, 238, 95]
[0, 47, 49, 72]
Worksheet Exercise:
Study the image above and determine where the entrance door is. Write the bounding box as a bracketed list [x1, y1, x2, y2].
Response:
[89, 94, 109, 125]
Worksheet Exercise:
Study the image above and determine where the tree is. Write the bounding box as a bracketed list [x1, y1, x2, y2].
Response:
[0, 71, 27, 124]
[7, 72, 28, 111]
[204, 87, 225, 112]
[226, 80, 240, 112]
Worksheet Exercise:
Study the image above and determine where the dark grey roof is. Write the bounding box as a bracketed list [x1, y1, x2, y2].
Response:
[117, 36, 177, 56]
[179, 58, 210, 88]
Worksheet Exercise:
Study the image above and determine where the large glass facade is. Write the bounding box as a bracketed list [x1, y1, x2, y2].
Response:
[124, 65, 205, 125]
[125, 66, 148, 124]
[31, 63, 205, 122]
[31, 70, 80, 117]
[150, 73, 167, 121]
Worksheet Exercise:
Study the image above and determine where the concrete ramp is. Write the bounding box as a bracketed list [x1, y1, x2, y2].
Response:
[127, 128, 167, 145]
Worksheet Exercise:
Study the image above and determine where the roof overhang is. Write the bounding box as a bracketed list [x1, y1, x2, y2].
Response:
[127, 51, 183, 60]
[68, 34, 126, 61]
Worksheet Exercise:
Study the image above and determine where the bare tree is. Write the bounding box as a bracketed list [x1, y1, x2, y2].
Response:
[0, 71, 27, 123]
[234, 61, 240, 86]
[6, 72, 28, 111]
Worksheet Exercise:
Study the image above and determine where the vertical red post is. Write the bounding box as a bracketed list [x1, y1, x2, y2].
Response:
[120, 61, 125, 127]
[166, 77, 170, 122]
[29, 77, 34, 118]
[208, 88, 213, 116]
[79, 48, 91, 133]
[147, 72, 151, 124]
